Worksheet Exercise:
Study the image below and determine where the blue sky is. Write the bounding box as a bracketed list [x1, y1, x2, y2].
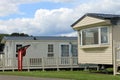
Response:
[0, 0, 120, 36]
[19, 2, 73, 18]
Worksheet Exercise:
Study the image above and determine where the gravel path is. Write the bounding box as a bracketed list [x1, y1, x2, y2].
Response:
[0, 75, 69, 80]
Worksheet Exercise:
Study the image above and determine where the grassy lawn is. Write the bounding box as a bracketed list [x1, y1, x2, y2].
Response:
[0, 71, 120, 80]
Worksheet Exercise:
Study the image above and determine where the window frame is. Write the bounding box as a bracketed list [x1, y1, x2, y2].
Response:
[79, 26, 109, 46]
[47, 44, 54, 57]
[100, 27, 109, 44]
[71, 44, 78, 57]
[48, 44, 54, 53]
[60, 43, 71, 57]
[61, 44, 70, 57]
[82, 27, 99, 45]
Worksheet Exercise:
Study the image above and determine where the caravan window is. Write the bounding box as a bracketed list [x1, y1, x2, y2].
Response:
[79, 26, 109, 46]
[16, 44, 22, 52]
[101, 27, 108, 44]
[48, 44, 54, 57]
[71, 45, 78, 57]
[61, 45, 69, 57]
[82, 28, 98, 45]
[48, 44, 54, 52]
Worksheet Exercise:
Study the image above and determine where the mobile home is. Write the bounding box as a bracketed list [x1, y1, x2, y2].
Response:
[1, 36, 78, 70]
[71, 13, 120, 74]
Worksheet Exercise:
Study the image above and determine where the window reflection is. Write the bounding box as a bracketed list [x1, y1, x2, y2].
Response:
[82, 28, 98, 45]
[101, 27, 108, 43]
[79, 27, 108, 46]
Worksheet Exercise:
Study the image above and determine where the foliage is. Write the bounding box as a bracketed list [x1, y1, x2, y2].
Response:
[10, 33, 29, 36]
[0, 34, 9, 42]
[0, 33, 29, 42]
[0, 71, 120, 80]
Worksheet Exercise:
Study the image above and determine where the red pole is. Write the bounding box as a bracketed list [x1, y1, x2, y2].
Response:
[17, 45, 30, 71]
[18, 50, 23, 71]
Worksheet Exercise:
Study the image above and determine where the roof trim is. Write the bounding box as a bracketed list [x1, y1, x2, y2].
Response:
[2, 36, 77, 42]
[71, 13, 120, 27]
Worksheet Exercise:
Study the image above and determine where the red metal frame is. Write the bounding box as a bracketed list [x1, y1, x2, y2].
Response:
[17, 45, 30, 71]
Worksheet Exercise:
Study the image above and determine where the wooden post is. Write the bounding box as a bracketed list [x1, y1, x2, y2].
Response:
[56, 57, 59, 71]
[113, 40, 117, 75]
[12, 58, 15, 72]
[2, 57, 5, 72]
[27, 58, 30, 72]
[70, 57, 73, 71]
[42, 57, 45, 71]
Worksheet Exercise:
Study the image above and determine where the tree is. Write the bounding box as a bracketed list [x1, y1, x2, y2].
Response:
[10, 33, 29, 36]
[0, 34, 9, 42]
[0, 33, 29, 43]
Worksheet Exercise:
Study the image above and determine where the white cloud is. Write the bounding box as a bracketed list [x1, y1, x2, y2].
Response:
[0, 8, 75, 36]
[0, 0, 76, 17]
[33, 8, 74, 33]
[0, 0, 42, 17]
[0, 18, 32, 34]
[0, 1, 18, 16]
[75, 0, 120, 14]
[0, 0, 120, 36]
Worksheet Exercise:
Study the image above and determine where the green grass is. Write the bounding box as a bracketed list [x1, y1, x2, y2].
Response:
[0, 71, 120, 80]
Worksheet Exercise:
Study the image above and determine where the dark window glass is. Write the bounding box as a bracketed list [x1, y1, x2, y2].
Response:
[61, 45, 69, 57]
